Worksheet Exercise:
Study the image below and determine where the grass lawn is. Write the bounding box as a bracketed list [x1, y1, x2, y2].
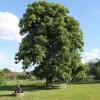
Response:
[0, 80, 100, 100]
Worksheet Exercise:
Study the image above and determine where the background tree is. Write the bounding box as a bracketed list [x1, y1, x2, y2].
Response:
[88, 59, 100, 79]
[15, 1, 84, 87]
[2, 68, 12, 73]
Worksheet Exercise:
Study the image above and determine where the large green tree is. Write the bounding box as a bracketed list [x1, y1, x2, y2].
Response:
[15, 1, 84, 86]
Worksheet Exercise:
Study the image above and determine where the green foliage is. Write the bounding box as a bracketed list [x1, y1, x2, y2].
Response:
[0, 71, 4, 85]
[0, 77, 3, 85]
[71, 63, 88, 82]
[17, 73, 33, 80]
[87, 59, 100, 79]
[2, 68, 12, 73]
[15, 1, 84, 86]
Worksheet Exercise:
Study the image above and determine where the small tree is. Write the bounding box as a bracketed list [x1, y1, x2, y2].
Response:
[15, 1, 84, 87]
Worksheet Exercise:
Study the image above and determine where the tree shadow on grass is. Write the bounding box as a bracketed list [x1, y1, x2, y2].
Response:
[0, 84, 60, 92]
[0, 84, 60, 97]
[0, 94, 14, 97]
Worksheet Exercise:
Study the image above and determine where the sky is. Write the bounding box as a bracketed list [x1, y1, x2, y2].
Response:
[0, 0, 100, 72]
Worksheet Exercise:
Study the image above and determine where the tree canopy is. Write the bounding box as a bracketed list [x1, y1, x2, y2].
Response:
[15, 1, 84, 86]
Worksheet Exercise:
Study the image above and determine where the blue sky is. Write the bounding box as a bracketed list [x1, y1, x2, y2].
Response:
[0, 0, 100, 72]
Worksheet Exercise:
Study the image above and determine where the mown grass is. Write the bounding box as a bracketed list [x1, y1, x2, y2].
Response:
[0, 80, 100, 100]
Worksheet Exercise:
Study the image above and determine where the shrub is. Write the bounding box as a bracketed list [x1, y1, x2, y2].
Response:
[0, 77, 4, 85]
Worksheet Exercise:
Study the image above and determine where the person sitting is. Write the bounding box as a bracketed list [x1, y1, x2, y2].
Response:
[14, 85, 23, 93]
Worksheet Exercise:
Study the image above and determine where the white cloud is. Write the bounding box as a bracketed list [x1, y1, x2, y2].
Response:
[0, 12, 21, 41]
[0, 53, 5, 62]
[81, 49, 100, 63]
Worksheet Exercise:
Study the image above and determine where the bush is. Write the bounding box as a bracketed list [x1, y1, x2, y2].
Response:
[0, 77, 3, 85]
[4, 72, 17, 80]
[17, 73, 28, 80]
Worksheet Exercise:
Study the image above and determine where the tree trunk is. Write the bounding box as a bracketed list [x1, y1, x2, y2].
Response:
[46, 76, 53, 87]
